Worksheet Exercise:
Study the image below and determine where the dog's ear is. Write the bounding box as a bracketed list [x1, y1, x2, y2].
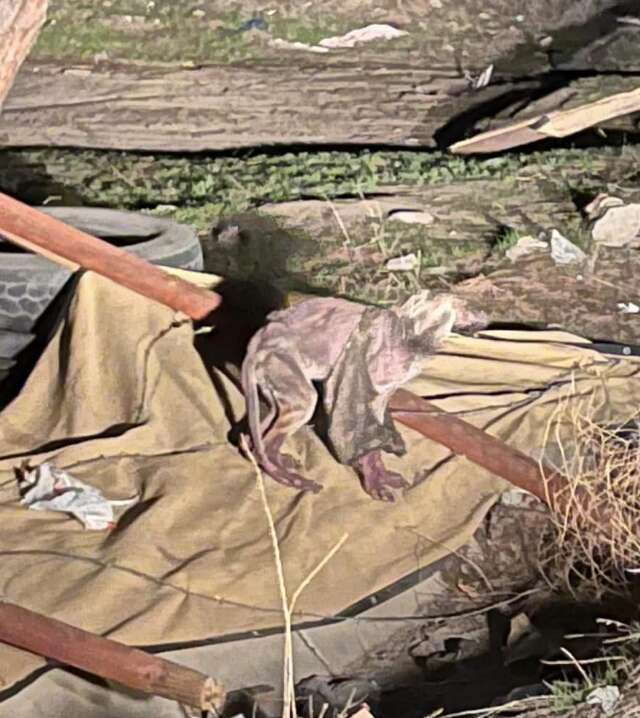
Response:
[396, 292, 456, 345]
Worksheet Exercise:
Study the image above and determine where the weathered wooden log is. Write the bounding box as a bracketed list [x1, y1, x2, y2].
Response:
[0, 193, 222, 320]
[0, 0, 48, 110]
[0, 601, 226, 711]
[1, 62, 638, 152]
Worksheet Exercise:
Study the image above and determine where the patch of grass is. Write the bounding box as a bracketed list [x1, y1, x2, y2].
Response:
[34, 0, 258, 64]
[1, 147, 586, 230]
[555, 216, 592, 250]
[546, 626, 640, 714]
[493, 227, 521, 255]
[266, 15, 350, 46]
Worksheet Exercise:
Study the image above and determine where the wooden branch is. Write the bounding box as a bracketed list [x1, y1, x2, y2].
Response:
[0, 193, 222, 321]
[0, 0, 48, 110]
[0, 601, 226, 711]
[390, 388, 566, 507]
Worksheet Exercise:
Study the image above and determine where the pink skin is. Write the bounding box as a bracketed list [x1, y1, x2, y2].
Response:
[353, 449, 409, 502]
[262, 435, 322, 494]
[242, 293, 487, 501]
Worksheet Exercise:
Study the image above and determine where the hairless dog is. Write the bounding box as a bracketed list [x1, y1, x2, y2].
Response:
[241, 291, 487, 500]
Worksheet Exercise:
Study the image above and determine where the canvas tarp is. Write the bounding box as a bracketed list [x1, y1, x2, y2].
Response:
[0, 270, 639, 715]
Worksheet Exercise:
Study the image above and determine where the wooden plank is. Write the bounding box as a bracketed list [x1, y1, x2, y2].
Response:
[450, 84, 640, 154]
[0, 601, 225, 712]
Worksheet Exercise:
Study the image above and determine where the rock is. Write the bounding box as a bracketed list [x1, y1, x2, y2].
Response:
[590, 200, 640, 248]
[269, 38, 329, 53]
[385, 253, 419, 271]
[505, 234, 548, 262]
[387, 209, 434, 225]
[549, 229, 586, 265]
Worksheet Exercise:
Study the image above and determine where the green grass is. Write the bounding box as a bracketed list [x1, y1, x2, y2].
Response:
[31, 0, 378, 64]
[492, 227, 521, 255]
[34, 1, 259, 64]
[546, 624, 640, 714]
[2, 146, 620, 233]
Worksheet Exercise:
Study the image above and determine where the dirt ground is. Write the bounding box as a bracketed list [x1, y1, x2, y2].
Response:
[35, 0, 614, 66]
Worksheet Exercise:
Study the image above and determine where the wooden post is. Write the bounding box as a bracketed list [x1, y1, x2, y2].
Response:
[0, 601, 226, 712]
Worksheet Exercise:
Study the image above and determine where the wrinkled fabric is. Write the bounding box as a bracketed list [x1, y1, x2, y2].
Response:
[324, 307, 407, 463]
[1, 270, 639, 701]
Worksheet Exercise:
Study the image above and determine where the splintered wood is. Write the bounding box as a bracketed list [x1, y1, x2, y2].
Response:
[450, 86, 640, 154]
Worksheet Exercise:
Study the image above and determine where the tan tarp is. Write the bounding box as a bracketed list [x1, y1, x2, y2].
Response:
[1, 271, 640, 702]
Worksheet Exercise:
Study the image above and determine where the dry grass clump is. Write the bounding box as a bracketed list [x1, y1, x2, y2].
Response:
[538, 396, 640, 600]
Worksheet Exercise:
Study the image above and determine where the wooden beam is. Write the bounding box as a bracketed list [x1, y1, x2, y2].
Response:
[0, 193, 222, 320]
[0, 601, 226, 712]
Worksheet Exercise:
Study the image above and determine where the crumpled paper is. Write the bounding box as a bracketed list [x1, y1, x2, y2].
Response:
[586, 685, 620, 715]
[17, 462, 138, 530]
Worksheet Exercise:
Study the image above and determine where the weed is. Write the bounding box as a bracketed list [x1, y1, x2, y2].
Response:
[492, 227, 521, 255]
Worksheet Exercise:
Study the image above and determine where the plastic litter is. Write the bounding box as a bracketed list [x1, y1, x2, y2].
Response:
[17, 462, 138, 530]
[319, 24, 408, 49]
[586, 686, 620, 715]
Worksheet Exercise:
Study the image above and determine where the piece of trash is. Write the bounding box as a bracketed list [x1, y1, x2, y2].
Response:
[473, 64, 494, 90]
[617, 302, 640, 314]
[269, 38, 329, 53]
[16, 462, 138, 530]
[549, 229, 586, 265]
[319, 24, 408, 49]
[505, 234, 548, 262]
[385, 253, 419, 272]
[388, 209, 434, 225]
[587, 195, 640, 248]
[238, 17, 268, 33]
[586, 686, 620, 715]
[618, 16, 640, 26]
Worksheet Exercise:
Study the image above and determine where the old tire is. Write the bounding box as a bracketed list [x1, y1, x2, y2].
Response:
[0, 207, 203, 380]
